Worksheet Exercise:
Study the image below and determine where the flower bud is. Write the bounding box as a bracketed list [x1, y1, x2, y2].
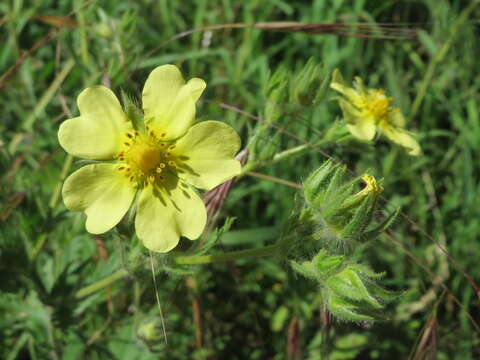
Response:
[291, 251, 397, 322]
[291, 58, 328, 107]
[137, 318, 164, 344]
[301, 161, 385, 248]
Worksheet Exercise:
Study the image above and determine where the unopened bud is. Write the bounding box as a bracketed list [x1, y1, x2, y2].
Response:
[137, 319, 164, 343]
[291, 252, 397, 322]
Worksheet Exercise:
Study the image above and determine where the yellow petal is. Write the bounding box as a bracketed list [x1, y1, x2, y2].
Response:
[62, 163, 136, 234]
[142, 65, 206, 141]
[346, 122, 376, 141]
[388, 109, 406, 127]
[339, 99, 376, 141]
[330, 69, 362, 104]
[58, 86, 130, 160]
[381, 125, 421, 156]
[135, 181, 207, 253]
[172, 121, 241, 190]
[353, 76, 366, 94]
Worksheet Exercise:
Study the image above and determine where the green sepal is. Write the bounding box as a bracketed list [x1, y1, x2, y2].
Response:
[328, 294, 383, 322]
[265, 85, 288, 124]
[363, 207, 400, 241]
[290, 259, 318, 280]
[348, 264, 385, 279]
[338, 193, 376, 241]
[290, 57, 328, 107]
[249, 65, 286, 162]
[303, 160, 337, 205]
[321, 180, 356, 220]
[362, 280, 400, 303]
[331, 68, 345, 86]
[323, 164, 348, 202]
[327, 267, 382, 309]
[264, 66, 289, 99]
[290, 249, 345, 281]
[312, 250, 345, 280]
[121, 89, 143, 131]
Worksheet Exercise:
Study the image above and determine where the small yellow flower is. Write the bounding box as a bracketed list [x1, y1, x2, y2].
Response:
[342, 174, 383, 210]
[330, 69, 421, 156]
[355, 174, 384, 198]
[58, 65, 241, 252]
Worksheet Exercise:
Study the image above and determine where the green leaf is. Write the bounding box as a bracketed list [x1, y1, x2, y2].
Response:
[271, 306, 289, 332]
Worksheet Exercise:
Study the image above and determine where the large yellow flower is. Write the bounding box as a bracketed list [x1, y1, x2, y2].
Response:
[58, 65, 241, 252]
[330, 69, 420, 156]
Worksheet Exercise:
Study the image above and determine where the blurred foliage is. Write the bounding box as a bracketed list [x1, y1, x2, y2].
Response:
[1, 0, 480, 359]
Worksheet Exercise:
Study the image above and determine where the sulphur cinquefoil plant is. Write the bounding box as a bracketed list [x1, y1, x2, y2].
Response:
[58, 65, 241, 252]
[330, 69, 421, 156]
[283, 160, 399, 321]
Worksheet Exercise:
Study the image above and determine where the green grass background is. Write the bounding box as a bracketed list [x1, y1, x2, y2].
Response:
[1, 0, 479, 359]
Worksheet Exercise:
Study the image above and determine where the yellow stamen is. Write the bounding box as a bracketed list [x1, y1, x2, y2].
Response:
[364, 91, 392, 121]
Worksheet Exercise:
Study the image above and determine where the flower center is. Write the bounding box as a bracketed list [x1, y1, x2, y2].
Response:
[364, 90, 392, 121]
[116, 128, 179, 187]
[130, 142, 160, 173]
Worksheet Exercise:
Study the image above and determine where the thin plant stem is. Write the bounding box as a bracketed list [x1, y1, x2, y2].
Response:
[75, 268, 128, 299]
[247, 171, 302, 189]
[174, 245, 278, 265]
[149, 251, 168, 344]
[272, 144, 310, 163]
[74, 245, 279, 299]
[49, 154, 73, 208]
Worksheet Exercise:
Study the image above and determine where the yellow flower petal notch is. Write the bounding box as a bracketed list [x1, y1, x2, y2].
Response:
[330, 69, 421, 156]
[58, 65, 241, 253]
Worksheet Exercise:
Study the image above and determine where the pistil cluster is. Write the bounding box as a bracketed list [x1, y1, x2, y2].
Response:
[363, 90, 394, 123]
[117, 127, 179, 188]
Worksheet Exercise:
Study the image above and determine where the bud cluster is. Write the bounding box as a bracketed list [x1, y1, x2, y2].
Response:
[291, 251, 397, 321]
[302, 160, 385, 249]
[249, 58, 328, 163]
[279, 160, 399, 321]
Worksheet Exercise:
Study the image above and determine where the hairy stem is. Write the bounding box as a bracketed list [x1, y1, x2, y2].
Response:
[75, 268, 129, 299]
[74, 245, 279, 298]
[174, 245, 278, 265]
